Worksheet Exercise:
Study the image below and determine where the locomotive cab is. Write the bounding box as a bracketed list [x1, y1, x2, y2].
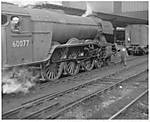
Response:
[1, 10, 33, 68]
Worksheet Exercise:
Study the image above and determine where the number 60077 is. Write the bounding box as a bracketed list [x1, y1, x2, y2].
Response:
[12, 40, 30, 48]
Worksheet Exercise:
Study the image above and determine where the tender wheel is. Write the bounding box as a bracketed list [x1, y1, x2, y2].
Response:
[84, 59, 94, 71]
[95, 59, 103, 68]
[42, 62, 64, 81]
[66, 61, 80, 76]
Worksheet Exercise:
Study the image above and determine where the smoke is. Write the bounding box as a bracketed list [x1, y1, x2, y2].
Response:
[82, 2, 93, 17]
[2, 67, 38, 94]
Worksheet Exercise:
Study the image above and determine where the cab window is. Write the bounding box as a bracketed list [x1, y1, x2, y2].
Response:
[1, 14, 8, 25]
[10, 16, 21, 33]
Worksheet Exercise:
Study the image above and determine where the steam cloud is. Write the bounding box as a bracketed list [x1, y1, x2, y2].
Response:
[2, 67, 38, 94]
[82, 2, 93, 17]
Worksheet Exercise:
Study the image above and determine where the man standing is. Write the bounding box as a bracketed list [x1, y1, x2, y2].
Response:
[119, 47, 128, 66]
[112, 43, 128, 66]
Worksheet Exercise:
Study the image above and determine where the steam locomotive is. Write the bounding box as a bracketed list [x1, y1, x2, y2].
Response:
[2, 3, 114, 82]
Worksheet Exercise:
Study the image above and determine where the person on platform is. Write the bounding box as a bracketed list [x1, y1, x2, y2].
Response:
[119, 46, 128, 66]
[113, 43, 128, 66]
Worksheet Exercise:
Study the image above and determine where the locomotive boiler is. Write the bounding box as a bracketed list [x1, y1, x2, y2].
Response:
[2, 3, 113, 83]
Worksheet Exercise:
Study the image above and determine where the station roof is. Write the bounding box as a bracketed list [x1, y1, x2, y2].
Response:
[2, 2, 148, 27]
[95, 11, 148, 27]
[33, 3, 148, 27]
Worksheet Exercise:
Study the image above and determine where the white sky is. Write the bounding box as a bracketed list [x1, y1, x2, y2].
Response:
[1, 0, 63, 6]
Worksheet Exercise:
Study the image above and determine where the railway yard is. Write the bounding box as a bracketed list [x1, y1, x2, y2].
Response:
[2, 55, 148, 119]
[1, 1, 149, 120]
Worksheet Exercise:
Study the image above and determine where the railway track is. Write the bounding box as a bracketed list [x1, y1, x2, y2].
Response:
[2, 59, 148, 119]
[109, 90, 148, 119]
[30, 55, 147, 98]
[48, 70, 148, 119]
[23, 59, 147, 104]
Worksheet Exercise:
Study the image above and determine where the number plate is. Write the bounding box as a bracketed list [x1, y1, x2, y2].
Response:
[12, 40, 30, 48]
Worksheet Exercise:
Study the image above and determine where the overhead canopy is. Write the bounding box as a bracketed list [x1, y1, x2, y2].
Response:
[36, 3, 148, 27]
[96, 11, 148, 27]
[2, 2, 148, 28]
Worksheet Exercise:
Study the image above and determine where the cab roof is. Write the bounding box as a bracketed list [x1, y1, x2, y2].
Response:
[2, 3, 29, 16]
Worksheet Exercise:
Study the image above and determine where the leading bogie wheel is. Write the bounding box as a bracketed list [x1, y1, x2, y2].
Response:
[42, 62, 64, 81]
